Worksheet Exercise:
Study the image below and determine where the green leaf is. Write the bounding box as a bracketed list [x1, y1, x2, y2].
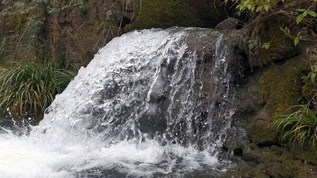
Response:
[264, 4, 270, 11]
[256, 5, 263, 12]
[303, 11, 308, 17]
[251, 5, 255, 11]
[296, 14, 304, 24]
[247, 4, 252, 10]
[252, 40, 258, 46]
[297, 31, 303, 36]
[311, 73, 316, 82]
[249, 43, 254, 49]
[308, 11, 317, 17]
[294, 37, 300, 46]
[262, 43, 270, 49]
[296, 9, 307, 12]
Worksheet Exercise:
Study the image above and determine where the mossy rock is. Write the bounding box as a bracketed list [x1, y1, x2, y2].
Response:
[245, 13, 300, 67]
[247, 107, 279, 145]
[290, 145, 317, 166]
[259, 56, 307, 115]
[279, 158, 317, 178]
[246, 159, 316, 178]
[229, 144, 317, 178]
[302, 78, 317, 102]
[247, 56, 307, 145]
[126, 0, 235, 30]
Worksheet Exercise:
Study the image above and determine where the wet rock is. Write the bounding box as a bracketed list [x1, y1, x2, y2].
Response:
[247, 108, 278, 146]
[223, 127, 249, 156]
[231, 70, 262, 129]
[215, 18, 244, 30]
[290, 145, 317, 166]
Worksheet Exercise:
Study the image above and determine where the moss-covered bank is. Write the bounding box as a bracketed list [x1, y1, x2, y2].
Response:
[126, 0, 235, 30]
[225, 2, 317, 175]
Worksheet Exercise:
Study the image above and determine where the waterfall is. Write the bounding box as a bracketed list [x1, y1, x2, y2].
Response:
[0, 27, 241, 177]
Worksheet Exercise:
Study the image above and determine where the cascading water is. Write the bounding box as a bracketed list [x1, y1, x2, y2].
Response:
[0, 27, 242, 177]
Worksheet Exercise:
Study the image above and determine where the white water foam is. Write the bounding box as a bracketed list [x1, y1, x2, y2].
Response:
[0, 133, 219, 177]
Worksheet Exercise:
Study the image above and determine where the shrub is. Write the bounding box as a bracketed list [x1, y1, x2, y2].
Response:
[0, 61, 77, 118]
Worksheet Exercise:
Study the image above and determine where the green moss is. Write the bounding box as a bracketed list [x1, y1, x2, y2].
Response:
[247, 107, 278, 145]
[248, 118, 279, 145]
[290, 145, 317, 165]
[229, 145, 316, 177]
[302, 78, 317, 102]
[247, 56, 308, 145]
[259, 56, 307, 115]
[127, 0, 233, 30]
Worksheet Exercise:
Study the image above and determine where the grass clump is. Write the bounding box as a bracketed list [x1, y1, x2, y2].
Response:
[270, 95, 317, 147]
[0, 61, 77, 119]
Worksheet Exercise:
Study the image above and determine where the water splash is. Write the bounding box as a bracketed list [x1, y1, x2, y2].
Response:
[0, 27, 239, 177]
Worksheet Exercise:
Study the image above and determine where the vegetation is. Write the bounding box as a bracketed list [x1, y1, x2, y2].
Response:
[226, 0, 316, 66]
[0, 61, 77, 119]
[270, 97, 317, 147]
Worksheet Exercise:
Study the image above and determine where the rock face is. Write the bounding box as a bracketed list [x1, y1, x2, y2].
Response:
[46, 0, 123, 65]
[0, 1, 46, 63]
[0, 0, 238, 65]
[127, 0, 236, 30]
[225, 48, 317, 177]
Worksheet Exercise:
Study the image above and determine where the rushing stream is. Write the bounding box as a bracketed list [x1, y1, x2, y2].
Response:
[0, 28, 241, 177]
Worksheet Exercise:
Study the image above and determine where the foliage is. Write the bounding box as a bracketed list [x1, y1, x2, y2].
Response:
[270, 96, 317, 147]
[227, 0, 275, 12]
[48, 0, 88, 16]
[78, 1, 88, 16]
[295, 8, 317, 24]
[242, 37, 270, 61]
[261, 42, 270, 49]
[226, 0, 317, 46]
[34, 0, 48, 3]
[0, 61, 77, 118]
[307, 65, 317, 83]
